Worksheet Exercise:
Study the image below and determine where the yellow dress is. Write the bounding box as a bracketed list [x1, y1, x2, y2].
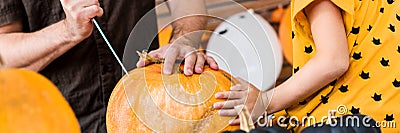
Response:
[277, 0, 400, 132]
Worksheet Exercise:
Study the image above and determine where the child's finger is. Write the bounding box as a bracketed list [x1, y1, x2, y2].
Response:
[229, 118, 240, 125]
[213, 102, 224, 109]
[230, 84, 247, 91]
[215, 99, 243, 109]
[218, 109, 238, 116]
[227, 91, 246, 99]
[215, 92, 230, 99]
[235, 77, 249, 85]
[215, 91, 245, 99]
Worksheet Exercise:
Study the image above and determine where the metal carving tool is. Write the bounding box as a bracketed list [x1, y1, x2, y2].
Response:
[92, 19, 129, 76]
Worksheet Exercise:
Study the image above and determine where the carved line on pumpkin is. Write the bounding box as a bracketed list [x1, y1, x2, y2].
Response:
[138, 50, 220, 106]
[221, 71, 237, 85]
[162, 71, 217, 106]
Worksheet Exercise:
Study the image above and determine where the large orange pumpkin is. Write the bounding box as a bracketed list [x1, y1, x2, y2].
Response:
[106, 63, 241, 132]
[0, 68, 80, 133]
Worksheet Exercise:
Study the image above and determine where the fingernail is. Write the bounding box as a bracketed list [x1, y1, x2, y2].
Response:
[163, 69, 171, 74]
[197, 67, 202, 72]
[213, 103, 219, 108]
[187, 69, 193, 75]
[229, 119, 234, 124]
[230, 85, 239, 90]
[215, 93, 221, 98]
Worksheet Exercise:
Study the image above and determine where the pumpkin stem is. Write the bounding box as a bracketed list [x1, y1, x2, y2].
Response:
[137, 50, 182, 74]
[136, 50, 164, 64]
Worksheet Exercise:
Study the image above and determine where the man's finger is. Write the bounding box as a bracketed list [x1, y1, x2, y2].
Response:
[95, 6, 104, 17]
[80, 5, 103, 20]
[148, 50, 162, 58]
[136, 59, 149, 68]
[163, 48, 179, 74]
[136, 50, 160, 68]
[194, 53, 205, 73]
[69, 0, 99, 11]
[205, 56, 218, 70]
[79, 0, 100, 8]
[183, 52, 196, 75]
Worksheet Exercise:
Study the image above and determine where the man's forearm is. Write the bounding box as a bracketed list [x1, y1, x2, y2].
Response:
[0, 20, 79, 71]
[170, 16, 208, 47]
[168, 0, 208, 47]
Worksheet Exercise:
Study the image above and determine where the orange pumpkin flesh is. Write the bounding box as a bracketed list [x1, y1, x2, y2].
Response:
[106, 64, 240, 132]
[0, 69, 80, 133]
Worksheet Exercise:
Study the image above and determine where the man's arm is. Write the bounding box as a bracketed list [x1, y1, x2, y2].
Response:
[137, 0, 218, 75]
[168, 0, 207, 44]
[0, 20, 75, 71]
[0, 0, 103, 71]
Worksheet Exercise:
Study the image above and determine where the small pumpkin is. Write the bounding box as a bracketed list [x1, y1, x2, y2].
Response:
[0, 67, 80, 133]
[271, 5, 285, 23]
[278, 6, 293, 65]
[106, 55, 241, 132]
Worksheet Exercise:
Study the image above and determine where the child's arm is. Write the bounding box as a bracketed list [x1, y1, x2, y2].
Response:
[214, 0, 350, 124]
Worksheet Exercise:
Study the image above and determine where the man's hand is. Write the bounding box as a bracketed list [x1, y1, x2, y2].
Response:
[136, 43, 219, 75]
[60, 0, 104, 43]
[137, 0, 211, 75]
[213, 78, 269, 125]
[0, 0, 104, 70]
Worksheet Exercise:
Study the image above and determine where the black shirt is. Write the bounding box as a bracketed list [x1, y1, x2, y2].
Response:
[0, 0, 159, 132]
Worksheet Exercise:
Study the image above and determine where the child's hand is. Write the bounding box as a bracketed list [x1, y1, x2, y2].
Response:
[213, 78, 269, 125]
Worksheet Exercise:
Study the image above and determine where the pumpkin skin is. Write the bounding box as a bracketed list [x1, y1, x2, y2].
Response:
[106, 64, 240, 132]
[0, 69, 80, 133]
